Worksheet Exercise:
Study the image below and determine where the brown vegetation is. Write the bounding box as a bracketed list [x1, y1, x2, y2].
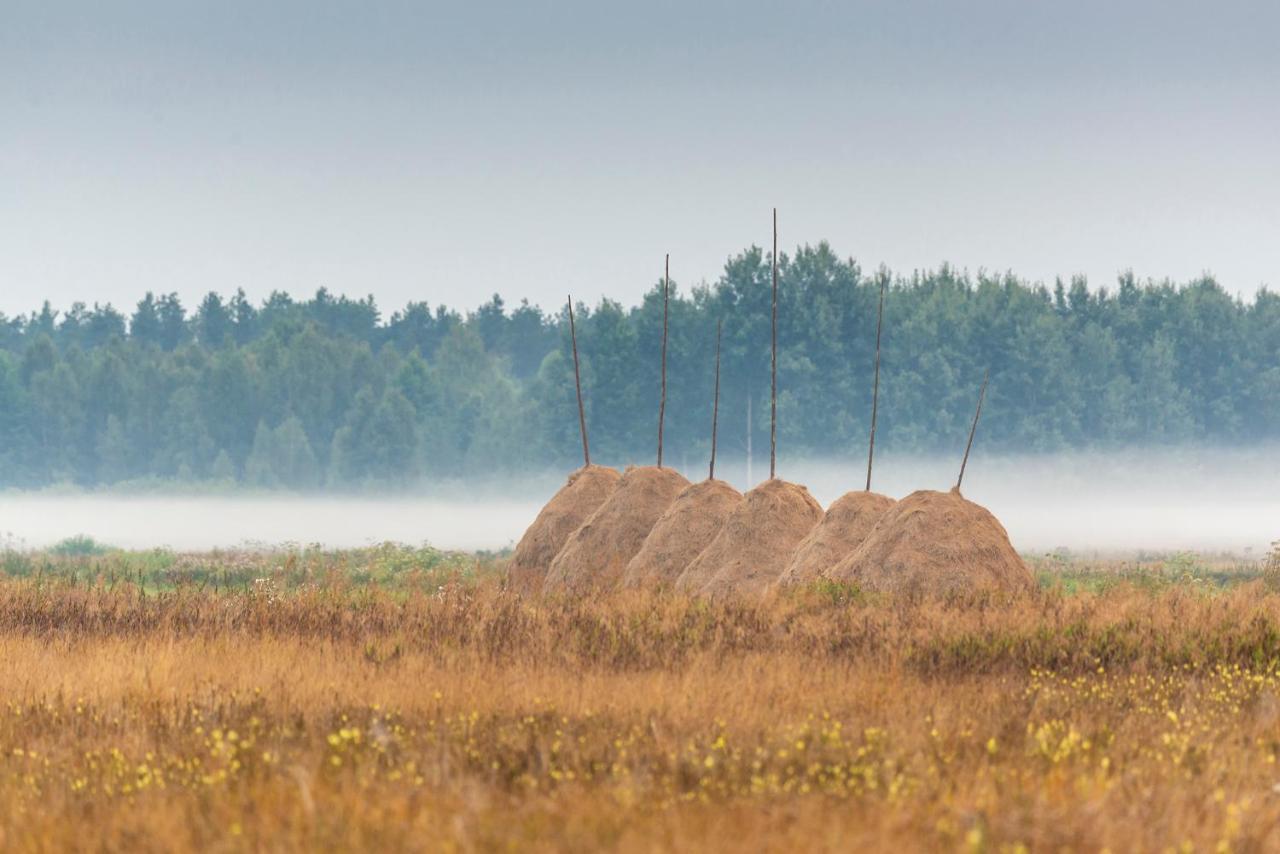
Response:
[621, 478, 742, 590]
[543, 465, 688, 595]
[775, 490, 895, 588]
[3, 553, 1280, 851]
[827, 487, 1035, 596]
[505, 465, 621, 595]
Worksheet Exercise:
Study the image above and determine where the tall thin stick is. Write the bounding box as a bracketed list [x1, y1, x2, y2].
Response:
[709, 319, 722, 480]
[956, 369, 990, 492]
[770, 207, 778, 479]
[657, 254, 669, 468]
[865, 275, 886, 491]
[568, 295, 590, 467]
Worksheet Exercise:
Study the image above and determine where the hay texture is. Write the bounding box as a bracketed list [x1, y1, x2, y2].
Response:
[621, 478, 742, 590]
[677, 479, 823, 601]
[826, 488, 1034, 596]
[506, 465, 622, 596]
[543, 465, 689, 596]
[774, 491, 895, 588]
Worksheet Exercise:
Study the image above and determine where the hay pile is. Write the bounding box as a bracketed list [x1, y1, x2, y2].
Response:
[677, 479, 823, 600]
[774, 490, 895, 588]
[506, 465, 621, 596]
[543, 465, 690, 595]
[621, 479, 742, 590]
[826, 487, 1034, 596]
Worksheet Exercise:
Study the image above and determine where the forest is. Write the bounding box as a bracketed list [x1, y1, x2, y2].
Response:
[0, 242, 1276, 489]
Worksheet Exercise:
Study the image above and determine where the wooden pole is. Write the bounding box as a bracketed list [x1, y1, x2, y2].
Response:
[770, 207, 778, 479]
[956, 369, 989, 492]
[865, 275, 886, 491]
[568, 295, 590, 467]
[657, 255, 669, 467]
[709, 318, 722, 480]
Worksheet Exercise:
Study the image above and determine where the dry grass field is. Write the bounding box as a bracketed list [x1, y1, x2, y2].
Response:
[1, 545, 1280, 852]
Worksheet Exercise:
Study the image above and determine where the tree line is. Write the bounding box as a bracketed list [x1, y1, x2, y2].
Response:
[1, 242, 1276, 489]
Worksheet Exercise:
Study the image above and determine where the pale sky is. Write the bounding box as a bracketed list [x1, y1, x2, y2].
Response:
[2, 0, 1277, 318]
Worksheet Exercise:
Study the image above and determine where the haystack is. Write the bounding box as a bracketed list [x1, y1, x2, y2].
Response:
[825, 487, 1034, 596]
[543, 465, 690, 595]
[506, 465, 622, 596]
[620, 478, 742, 590]
[677, 478, 823, 600]
[774, 490, 895, 588]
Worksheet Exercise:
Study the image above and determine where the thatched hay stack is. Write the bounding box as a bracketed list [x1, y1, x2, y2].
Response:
[621, 478, 742, 590]
[506, 465, 621, 596]
[825, 488, 1034, 596]
[543, 465, 689, 596]
[677, 479, 823, 600]
[775, 490, 895, 588]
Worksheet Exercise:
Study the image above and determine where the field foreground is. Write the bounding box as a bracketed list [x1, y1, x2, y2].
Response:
[2, 547, 1280, 851]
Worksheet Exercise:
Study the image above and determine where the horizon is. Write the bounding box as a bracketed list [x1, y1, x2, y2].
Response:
[1, 243, 1272, 325]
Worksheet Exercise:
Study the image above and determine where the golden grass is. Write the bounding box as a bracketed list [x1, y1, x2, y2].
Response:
[2, 552, 1280, 851]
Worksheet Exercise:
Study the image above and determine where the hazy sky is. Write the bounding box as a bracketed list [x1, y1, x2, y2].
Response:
[3, 0, 1277, 318]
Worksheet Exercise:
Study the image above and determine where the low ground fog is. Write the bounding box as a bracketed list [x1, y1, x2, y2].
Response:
[1, 446, 1276, 555]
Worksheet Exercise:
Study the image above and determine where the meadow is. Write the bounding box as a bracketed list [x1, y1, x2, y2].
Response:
[2, 543, 1280, 852]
